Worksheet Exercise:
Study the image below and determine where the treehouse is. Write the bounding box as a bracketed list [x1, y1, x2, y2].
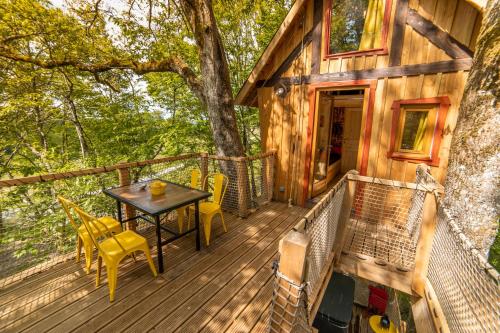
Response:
[0, 0, 498, 332]
[235, 0, 483, 206]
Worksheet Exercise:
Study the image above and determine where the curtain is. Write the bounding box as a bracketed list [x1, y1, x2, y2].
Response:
[359, 0, 385, 50]
[413, 113, 428, 151]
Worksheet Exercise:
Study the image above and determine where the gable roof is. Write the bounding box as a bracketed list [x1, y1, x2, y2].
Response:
[234, 0, 485, 107]
[235, 0, 308, 106]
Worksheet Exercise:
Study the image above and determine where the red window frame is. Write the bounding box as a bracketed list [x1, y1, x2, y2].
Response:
[324, 0, 393, 59]
[387, 97, 451, 167]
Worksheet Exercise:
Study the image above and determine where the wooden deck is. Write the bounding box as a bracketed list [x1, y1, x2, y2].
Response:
[0, 202, 307, 333]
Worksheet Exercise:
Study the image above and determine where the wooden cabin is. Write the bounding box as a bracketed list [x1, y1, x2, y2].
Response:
[235, 0, 484, 206]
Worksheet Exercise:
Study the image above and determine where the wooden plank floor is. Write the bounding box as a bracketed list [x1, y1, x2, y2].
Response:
[0, 202, 307, 333]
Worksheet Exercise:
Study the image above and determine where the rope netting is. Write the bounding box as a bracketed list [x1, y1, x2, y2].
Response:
[208, 154, 274, 216]
[268, 167, 434, 332]
[419, 168, 500, 332]
[268, 271, 311, 333]
[0, 171, 119, 284]
[304, 179, 346, 299]
[246, 155, 274, 207]
[343, 180, 426, 270]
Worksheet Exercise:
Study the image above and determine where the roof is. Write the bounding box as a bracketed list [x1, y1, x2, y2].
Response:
[235, 0, 308, 106]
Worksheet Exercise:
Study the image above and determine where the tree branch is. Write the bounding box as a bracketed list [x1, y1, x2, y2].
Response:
[0, 44, 204, 101]
[93, 72, 120, 92]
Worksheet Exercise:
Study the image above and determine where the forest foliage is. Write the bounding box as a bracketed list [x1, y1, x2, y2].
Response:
[0, 0, 291, 275]
[0, 0, 291, 177]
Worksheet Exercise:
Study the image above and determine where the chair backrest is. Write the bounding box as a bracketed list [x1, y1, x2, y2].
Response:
[203, 173, 229, 205]
[190, 169, 201, 189]
[57, 195, 81, 231]
[74, 206, 126, 254]
[73, 207, 105, 251]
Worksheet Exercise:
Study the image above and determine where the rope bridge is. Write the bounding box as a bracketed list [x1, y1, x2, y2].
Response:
[268, 166, 499, 333]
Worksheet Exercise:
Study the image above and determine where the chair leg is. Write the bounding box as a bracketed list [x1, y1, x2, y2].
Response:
[219, 211, 227, 233]
[176, 208, 184, 233]
[106, 264, 118, 302]
[76, 236, 83, 262]
[143, 245, 158, 277]
[187, 209, 192, 230]
[83, 242, 93, 274]
[96, 256, 102, 287]
[203, 215, 212, 246]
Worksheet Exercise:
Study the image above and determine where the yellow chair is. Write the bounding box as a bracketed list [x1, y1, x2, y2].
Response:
[74, 207, 157, 302]
[58, 196, 122, 274]
[188, 173, 228, 245]
[176, 169, 202, 233]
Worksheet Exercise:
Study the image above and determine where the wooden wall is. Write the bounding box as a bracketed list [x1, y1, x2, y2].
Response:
[257, 0, 481, 205]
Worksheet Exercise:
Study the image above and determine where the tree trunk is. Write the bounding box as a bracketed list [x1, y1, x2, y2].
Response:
[65, 95, 89, 159]
[180, 0, 244, 157]
[442, 0, 499, 253]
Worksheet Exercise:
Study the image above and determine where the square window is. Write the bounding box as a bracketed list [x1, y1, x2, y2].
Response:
[396, 106, 437, 157]
[325, 0, 391, 58]
[388, 97, 450, 166]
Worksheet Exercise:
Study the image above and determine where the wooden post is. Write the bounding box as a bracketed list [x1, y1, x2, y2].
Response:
[266, 153, 275, 202]
[200, 152, 209, 191]
[235, 157, 249, 218]
[269, 230, 311, 333]
[333, 177, 356, 264]
[117, 166, 136, 230]
[411, 191, 438, 297]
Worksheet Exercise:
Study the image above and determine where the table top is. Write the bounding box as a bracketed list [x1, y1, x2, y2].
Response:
[369, 315, 398, 333]
[104, 179, 211, 215]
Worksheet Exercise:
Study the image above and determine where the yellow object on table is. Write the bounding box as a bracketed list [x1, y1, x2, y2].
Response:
[150, 180, 167, 196]
[369, 315, 398, 333]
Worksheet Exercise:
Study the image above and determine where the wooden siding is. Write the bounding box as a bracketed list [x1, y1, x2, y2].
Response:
[319, 0, 479, 73]
[256, 0, 478, 205]
[0, 203, 308, 333]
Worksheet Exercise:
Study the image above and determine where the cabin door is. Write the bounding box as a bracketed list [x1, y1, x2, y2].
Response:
[311, 95, 332, 196]
[341, 108, 363, 173]
[310, 89, 364, 198]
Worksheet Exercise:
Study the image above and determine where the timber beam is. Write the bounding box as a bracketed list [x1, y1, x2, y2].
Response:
[406, 9, 473, 59]
[337, 254, 415, 295]
[389, 0, 409, 66]
[257, 58, 473, 88]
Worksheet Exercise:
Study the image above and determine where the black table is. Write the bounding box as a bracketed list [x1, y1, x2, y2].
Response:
[103, 179, 211, 273]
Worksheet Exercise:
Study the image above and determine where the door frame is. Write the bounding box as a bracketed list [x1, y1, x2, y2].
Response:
[302, 80, 377, 204]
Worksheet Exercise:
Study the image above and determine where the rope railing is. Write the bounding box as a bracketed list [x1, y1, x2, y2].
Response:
[267, 166, 459, 333]
[419, 168, 500, 333]
[0, 151, 276, 286]
[268, 166, 499, 333]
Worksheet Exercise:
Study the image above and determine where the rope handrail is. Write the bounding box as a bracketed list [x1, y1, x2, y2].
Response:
[0, 150, 277, 188]
[439, 208, 499, 281]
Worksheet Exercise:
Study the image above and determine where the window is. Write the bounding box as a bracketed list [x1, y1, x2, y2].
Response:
[388, 97, 450, 166]
[325, 0, 391, 57]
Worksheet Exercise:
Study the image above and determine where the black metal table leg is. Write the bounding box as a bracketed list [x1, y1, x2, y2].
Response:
[155, 215, 164, 273]
[195, 201, 201, 251]
[116, 200, 123, 230]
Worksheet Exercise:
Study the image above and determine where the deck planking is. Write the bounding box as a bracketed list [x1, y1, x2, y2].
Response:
[0, 202, 307, 333]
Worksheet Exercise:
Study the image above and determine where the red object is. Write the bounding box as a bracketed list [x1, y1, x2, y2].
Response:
[368, 286, 389, 315]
